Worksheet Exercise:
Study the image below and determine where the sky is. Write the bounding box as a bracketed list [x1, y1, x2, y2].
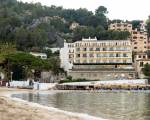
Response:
[18, 0, 150, 21]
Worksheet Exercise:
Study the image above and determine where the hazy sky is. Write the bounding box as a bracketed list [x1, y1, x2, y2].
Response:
[18, 0, 150, 20]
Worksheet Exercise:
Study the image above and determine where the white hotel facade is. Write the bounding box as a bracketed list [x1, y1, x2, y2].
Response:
[60, 38, 133, 72]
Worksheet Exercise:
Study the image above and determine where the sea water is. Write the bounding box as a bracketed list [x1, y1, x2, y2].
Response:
[12, 91, 150, 120]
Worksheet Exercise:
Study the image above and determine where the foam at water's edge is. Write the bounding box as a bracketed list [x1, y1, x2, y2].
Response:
[6, 94, 108, 120]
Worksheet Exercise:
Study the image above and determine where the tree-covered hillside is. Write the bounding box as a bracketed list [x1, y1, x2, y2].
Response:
[0, 0, 131, 51]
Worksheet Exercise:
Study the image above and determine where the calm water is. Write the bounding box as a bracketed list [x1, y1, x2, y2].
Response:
[12, 91, 150, 120]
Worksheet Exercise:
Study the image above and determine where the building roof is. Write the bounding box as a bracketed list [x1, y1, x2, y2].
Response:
[77, 37, 130, 42]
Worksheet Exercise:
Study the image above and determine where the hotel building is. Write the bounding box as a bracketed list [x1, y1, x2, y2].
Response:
[60, 38, 135, 80]
[74, 38, 132, 64]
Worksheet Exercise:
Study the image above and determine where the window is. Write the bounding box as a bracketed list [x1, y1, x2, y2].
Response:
[123, 53, 127, 57]
[69, 55, 72, 58]
[97, 54, 101, 57]
[116, 47, 121, 51]
[42, 56, 47, 59]
[129, 74, 134, 78]
[133, 32, 137, 34]
[89, 48, 93, 51]
[103, 48, 106, 51]
[89, 54, 94, 57]
[143, 56, 146, 59]
[138, 55, 141, 58]
[116, 53, 120, 57]
[77, 54, 80, 57]
[140, 37, 143, 39]
[109, 47, 114, 51]
[133, 36, 137, 39]
[123, 47, 127, 51]
[134, 47, 137, 49]
[83, 54, 87, 57]
[134, 42, 137, 44]
[76, 48, 80, 51]
[109, 54, 114, 57]
[96, 48, 100, 51]
[140, 62, 144, 67]
[83, 48, 87, 51]
[103, 54, 107, 57]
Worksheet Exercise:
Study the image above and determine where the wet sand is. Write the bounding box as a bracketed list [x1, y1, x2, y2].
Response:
[0, 87, 81, 120]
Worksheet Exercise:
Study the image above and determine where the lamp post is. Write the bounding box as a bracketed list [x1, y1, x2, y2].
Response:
[31, 69, 35, 81]
[10, 72, 13, 82]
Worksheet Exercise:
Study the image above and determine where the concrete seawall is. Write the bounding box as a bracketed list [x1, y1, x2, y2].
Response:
[57, 79, 150, 90]
[9, 81, 57, 90]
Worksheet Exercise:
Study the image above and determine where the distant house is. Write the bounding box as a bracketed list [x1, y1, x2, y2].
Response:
[109, 22, 149, 54]
[30, 52, 47, 59]
[135, 59, 150, 78]
[109, 22, 132, 33]
[70, 22, 79, 30]
[131, 30, 148, 53]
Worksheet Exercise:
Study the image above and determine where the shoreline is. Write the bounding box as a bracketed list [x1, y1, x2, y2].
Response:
[0, 87, 106, 120]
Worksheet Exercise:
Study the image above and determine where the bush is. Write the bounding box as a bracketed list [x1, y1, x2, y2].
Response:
[66, 76, 72, 80]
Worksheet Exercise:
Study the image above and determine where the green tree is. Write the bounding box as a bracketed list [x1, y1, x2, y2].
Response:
[95, 6, 108, 29]
[95, 6, 108, 15]
[47, 57, 61, 75]
[131, 20, 141, 30]
[4, 52, 51, 80]
[143, 63, 150, 77]
[0, 43, 16, 63]
[146, 17, 150, 37]
[73, 26, 130, 41]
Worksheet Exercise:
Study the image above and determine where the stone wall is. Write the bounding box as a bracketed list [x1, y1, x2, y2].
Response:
[73, 64, 133, 70]
[68, 70, 136, 80]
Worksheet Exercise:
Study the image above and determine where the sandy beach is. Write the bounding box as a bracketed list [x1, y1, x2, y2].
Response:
[0, 87, 81, 120]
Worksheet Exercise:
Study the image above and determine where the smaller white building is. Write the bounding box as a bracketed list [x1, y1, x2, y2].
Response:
[140, 21, 147, 32]
[45, 47, 61, 53]
[60, 41, 74, 72]
[30, 52, 47, 59]
[0, 72, 4, 80]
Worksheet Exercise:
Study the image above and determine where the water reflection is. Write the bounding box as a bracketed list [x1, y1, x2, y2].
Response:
[12, 91, 150, 120]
